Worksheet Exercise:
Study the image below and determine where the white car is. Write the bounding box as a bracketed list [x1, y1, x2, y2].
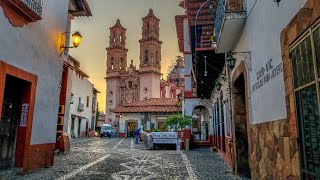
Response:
[100, 124, 112, 138]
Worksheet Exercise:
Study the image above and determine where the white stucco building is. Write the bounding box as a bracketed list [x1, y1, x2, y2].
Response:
[178, 0, 320, 178]
[0, 0, 86, 173]
[66, 56, 98, 138]
[112, 98, 181, 138]
[175, 14, 214, 143]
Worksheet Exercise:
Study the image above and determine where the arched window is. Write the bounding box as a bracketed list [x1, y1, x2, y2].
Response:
[144, 50, 148, 64]
[111, 57, 114, 70]
[156, 51, 159, 64]
[120, 57, 123, 70]
[146, 23, 150, 35]
[128, 81, 133, 88]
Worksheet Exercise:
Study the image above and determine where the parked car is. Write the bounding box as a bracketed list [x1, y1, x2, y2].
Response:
[100, 124, 112, 138]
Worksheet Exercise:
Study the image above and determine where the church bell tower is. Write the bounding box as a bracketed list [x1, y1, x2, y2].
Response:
[106, 19, 128, 126]
[139, 9, 162, 100]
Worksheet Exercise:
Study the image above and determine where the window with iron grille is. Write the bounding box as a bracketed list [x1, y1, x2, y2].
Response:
[290, 21, 320, 179]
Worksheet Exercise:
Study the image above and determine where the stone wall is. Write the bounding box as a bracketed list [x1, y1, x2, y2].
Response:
[248, 119, 300, 179]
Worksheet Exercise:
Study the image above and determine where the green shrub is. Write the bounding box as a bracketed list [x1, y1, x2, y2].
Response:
[161, 113, 192, 131]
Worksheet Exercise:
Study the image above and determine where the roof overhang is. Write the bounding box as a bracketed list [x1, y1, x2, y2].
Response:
[175, 15, 186, 53]
[194, 50, 225, 99]
[68, 0, 92, 17]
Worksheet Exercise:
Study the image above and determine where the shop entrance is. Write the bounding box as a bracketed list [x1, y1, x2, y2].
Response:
[0, 75, 30, 170]
[192, 105, 209, 142]
[126, 121, 137, 137]
[233, 73, 251, 178]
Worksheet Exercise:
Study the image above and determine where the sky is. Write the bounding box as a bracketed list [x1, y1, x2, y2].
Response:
[70, 0, 184, 113]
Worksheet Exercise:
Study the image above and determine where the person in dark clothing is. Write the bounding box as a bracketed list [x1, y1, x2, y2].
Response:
[135, 128, 141, 144]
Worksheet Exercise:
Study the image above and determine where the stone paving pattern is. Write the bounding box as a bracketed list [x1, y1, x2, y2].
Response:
[10, 138, 238, 180]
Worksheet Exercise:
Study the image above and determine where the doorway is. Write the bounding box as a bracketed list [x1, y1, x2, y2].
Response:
[126, 121, 137, 137]
[0, 75, 30, 170]
[77, 118, 82, 138]
[71, 117, 75, 138]
[233, 73, 251, 178]
[192, 106, 209, 142]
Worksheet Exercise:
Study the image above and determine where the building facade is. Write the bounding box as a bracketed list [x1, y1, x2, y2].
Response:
[66, 56, 97, 138]
[106, 9, 182, 130]
[0, 0, 72, 172]
[56, 0, 92, 152]
[111, 98, 181, 137]
[178, 0, 320, 179]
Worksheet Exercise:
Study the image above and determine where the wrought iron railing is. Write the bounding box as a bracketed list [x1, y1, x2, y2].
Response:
[214, 0, 246, 44]
[21, 0, 43, 16]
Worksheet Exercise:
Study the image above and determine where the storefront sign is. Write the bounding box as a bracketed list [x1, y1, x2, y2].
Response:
[153, 139, 177, 144]
[252, 59, 283, 92]
[250, 57, 287, 124]
[151, 132, 178, 139]
[20, 103, 29, 127]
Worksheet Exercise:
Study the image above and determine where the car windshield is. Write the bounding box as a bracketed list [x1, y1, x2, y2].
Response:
[102, 126, 111, 130]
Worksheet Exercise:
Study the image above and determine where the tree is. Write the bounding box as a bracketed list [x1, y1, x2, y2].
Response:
[161, 113, 192, 131]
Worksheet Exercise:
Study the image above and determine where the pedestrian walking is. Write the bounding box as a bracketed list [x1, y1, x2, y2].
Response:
[135, 128, 141, 144]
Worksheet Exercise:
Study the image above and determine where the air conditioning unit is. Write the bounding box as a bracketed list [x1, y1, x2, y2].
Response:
[77, 103, 84, 112]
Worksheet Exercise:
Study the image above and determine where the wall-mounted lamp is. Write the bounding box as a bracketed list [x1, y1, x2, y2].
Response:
[208, 1, 214, 10]
[204, 56, 208, 76]
[274, 0, 281, 7]
[226, 55, 236, 70]
[59, 31, 83, 57]
[226, 52, 251, 71]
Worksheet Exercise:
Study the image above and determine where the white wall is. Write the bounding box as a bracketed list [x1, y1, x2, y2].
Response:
[69, 70, 93, 134]
[183, 17, 193, 92]
[119, 113, 141, 133]
[0, 0, 69, 144]
[232, 0, 307, 124]
[64, 67, 74, 133]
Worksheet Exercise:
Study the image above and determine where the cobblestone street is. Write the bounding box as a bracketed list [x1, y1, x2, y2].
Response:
[12, 138, 237, 180]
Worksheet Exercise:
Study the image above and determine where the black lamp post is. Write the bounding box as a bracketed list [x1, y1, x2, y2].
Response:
[227, 55, 236, 70]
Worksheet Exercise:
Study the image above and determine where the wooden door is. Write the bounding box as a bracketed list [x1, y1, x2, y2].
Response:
[0, 96, 20, 170]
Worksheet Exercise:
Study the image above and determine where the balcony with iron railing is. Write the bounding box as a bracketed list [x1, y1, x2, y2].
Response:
[7, 0, 43, 22]
[215, 0, 246, 53]
[77, 103, 84, 112]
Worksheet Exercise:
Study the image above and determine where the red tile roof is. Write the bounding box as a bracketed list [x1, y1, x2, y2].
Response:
[111, 98, 181, 113]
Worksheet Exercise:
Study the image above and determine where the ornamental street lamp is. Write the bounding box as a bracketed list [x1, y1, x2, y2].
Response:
[227, 55, 236, 70]
[60, 31, 83, 57]
[71, 31, 82, 47]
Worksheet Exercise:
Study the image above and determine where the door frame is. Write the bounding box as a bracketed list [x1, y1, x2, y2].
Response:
[231, 61, 251, 176]
[125, 120, 138, 137]
[0, 60, 37, 169]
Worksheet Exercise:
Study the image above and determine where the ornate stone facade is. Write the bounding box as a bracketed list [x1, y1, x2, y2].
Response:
[106, 10, 164, 127]
[120, 61, 140, 104]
